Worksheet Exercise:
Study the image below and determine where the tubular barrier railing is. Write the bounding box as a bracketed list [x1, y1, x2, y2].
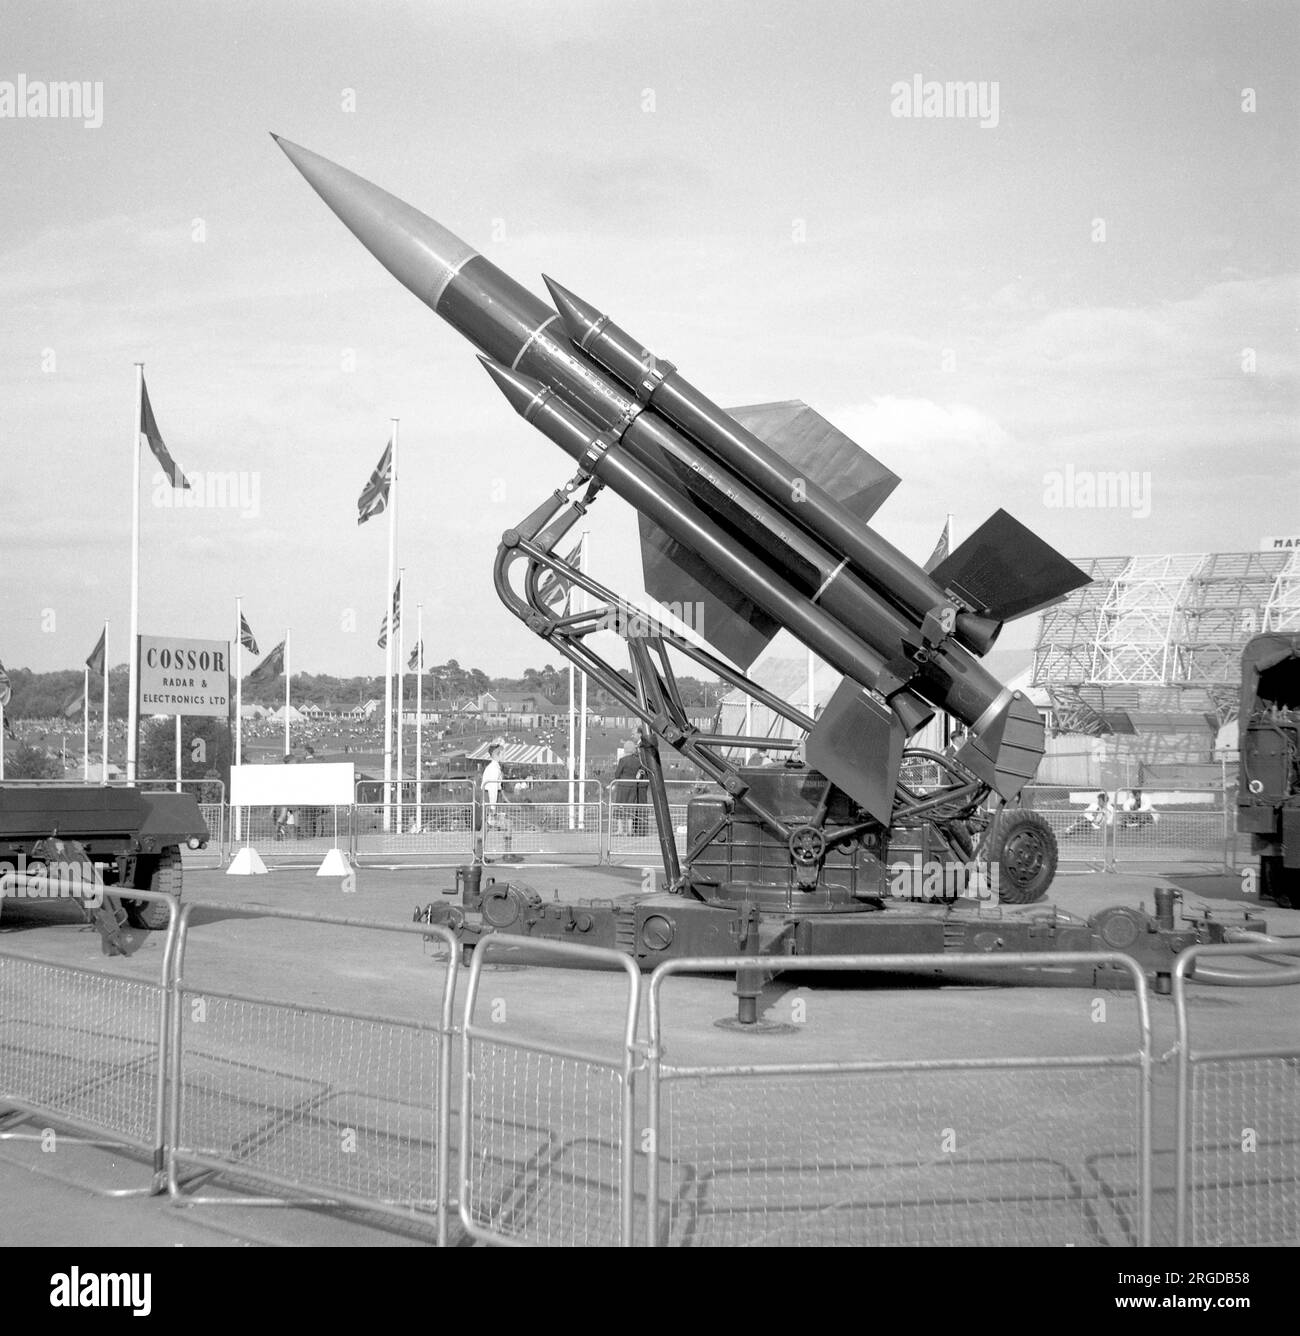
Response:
[164, 902, 459, 1246]
[1023, 787, 1238, 874]
[9, 907, 1300, 1245]
[0, 888, 181, 1194]
[647, 952, 1155, 1248]
[1173, 940, 1300, 1248]
[230, 804, 354, 863]
[458, 934, 643, 1247]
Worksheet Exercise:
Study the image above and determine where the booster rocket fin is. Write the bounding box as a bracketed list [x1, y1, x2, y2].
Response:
[804, 679, 905, 824]
[930, 509, 1092, 623]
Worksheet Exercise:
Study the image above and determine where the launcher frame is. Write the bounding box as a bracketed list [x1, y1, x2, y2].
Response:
[493, 475, 1001, 891]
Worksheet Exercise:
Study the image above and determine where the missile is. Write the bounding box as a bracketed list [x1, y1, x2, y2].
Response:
[541, 278, 975, 635]
[541, 275, 1087, 654]
[274, 135, 1084, 809]
[479, 355, 933, 725]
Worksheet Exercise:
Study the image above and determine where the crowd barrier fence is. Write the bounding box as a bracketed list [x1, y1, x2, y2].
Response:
[5, 918, 1300, 1246]
[1173, 941, 1300, 1247]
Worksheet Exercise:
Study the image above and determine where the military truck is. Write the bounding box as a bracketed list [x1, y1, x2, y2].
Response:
[1238, 633, 1300, 908]
[0, 785, 210, 929]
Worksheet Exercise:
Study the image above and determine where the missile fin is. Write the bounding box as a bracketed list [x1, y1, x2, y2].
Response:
[804, 679, 905, 824]
[726, 401, 901, 523]
[930, 509, 1092, 622]
[637, 514, 781, 668]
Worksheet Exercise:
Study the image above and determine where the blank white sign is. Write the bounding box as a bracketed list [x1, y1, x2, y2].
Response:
[230, 763, 356, 805]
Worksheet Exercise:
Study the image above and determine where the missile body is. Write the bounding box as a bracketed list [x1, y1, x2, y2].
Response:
[275, 135, 1045, 798]
[541, 277, 1000, 650]
[480, 357, 934, 730]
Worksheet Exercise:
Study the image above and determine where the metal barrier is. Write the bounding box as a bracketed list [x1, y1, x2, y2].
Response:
[483, 800, 603, 861]
[165, 903, 459, 1245]
[0, 888, 181, 1192]
[647, 952, 1155, 1247]
[604, 780, 722, 864]
[606, 802, 685, 862]
[226, 804, 353, 863]
[1024, 787, 1236, 873]
[1111, 806, 1234, 872]
[353, 780, 476, 863]
[459, 935, 642, 1246]
[1173, 940, 1300, 1247]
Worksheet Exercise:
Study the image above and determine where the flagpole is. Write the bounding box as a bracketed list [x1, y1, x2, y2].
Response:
[578, 530, 589, 829]
[0, 700, 5, 780]
[101, 621, 109, 784]
[284, 628, 291, 756]
[382, 419, 398, 832]
[127, 362, 143, 785]
[83, 666, 90, 781]
[234, 597, 243, 841]
[175, 715, 182, 793]
[415, 603, 423, 832]
[396, 567, 405, 832]
[567, 656, 575, 830]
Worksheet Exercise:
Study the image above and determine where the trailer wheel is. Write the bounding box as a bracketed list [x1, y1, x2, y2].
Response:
[122, 845, 183, 929]
[1260, 856, 1297, 909]
[986, 811, 1057, 904]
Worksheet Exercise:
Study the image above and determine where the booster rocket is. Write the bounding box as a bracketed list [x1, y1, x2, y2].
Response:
[274, 135, 1089, 819]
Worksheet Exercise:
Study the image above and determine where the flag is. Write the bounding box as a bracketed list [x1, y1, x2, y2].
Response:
[140, 377, 191, 490]
[378, 578, 402, 648]
[246, 640, 285, 685]
[537, 540, 583, 611]
[357, 439, 393, 524]
[924, 516, 952, 574]
[239, 613, 260, 656]
[85, 629, 106, 676]
[408, 641, 423, 671]
[2, 714, 13, 739]
[0, 659, 10, 707]
[62, 688, 83, 719]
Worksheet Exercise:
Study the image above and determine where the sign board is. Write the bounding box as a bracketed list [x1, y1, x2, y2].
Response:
[1260, 536, 1300, 552]
[138, 635, 230, 718]
[230, 763, 356, 806]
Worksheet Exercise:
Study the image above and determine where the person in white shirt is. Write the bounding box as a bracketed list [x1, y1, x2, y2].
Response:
[482, 743, 504, 819]
[1065, 791, 1113, 836]
[1120, 788, 1159, 828]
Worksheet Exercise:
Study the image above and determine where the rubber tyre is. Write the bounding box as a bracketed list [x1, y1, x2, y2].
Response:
[1260, 855, 1298, 910]
[986, 810, 1058, 904]
[123, 845, 183, 929]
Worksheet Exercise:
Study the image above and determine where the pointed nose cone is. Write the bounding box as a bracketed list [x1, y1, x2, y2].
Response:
[542, 275, 604, 349]
[273, 135, 477, 314]
[478, 355, 548, 422]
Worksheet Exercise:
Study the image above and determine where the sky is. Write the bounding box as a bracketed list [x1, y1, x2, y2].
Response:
[1, 0, 1296, 682]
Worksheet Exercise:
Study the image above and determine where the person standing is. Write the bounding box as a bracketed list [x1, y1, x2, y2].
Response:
[611, 740, 641, 836]
[481, 742, 504, 825]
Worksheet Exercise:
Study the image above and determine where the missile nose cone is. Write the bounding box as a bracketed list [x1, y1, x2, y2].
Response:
[478, 355, 548, 422]
[541, 275, 604, 349]
[274, 137, 478, 315]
